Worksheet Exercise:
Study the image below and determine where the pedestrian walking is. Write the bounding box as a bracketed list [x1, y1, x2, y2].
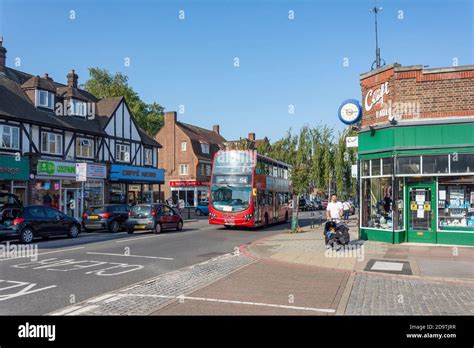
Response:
[342, 200, 351, 222]
[177, 198, 185, 215]
[326, 194, 343, 223]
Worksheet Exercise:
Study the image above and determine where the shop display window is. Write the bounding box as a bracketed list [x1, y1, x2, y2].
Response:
[31, 180, 61, 209]
[438, 177, 474, 230]
[84, 181, 104, 209]
[361, 177, 393, 230]
[451, 153, 474, 174]
[361, 160, 370, 176]
[382, 158, 393, 175]
[371, 159, 381, 176]
[396, 156, 421, 175]
[422, 155, 449, 174]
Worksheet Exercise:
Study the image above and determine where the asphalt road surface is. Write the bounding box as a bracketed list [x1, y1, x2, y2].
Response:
[0, 212, 322, 315]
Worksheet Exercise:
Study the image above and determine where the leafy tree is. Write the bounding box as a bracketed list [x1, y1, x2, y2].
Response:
[83, 67, 165, 137]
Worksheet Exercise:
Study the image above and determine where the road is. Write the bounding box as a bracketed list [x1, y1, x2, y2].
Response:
[0, 211, 322, 315]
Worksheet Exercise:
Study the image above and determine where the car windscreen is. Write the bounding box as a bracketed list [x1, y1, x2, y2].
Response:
[130, 205, 152, 218]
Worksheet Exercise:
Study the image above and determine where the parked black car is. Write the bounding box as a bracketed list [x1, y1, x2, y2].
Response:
[127, 203, 183, 234]
[312, 200, 323, 210]
[82, 204, 130, 233]
[0, 205, 81, 244]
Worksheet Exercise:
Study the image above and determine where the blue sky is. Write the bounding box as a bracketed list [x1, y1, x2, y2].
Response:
[1, 0, 473, 141]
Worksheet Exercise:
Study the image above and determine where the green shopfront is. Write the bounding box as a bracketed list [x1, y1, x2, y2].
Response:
[0, 154, 30, 204]
[358, 64, 474, 246]
[359, 123, 474, 246]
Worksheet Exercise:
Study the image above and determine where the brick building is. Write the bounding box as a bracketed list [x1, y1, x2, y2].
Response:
[358, 63, 474, 246]
[155, 112, 226, 206]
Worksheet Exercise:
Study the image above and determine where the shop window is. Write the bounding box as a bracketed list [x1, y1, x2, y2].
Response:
[438, 177, 474, 230]
[422, 155, 449, 174]
[41, 132, 63, 155]
[382, 158, 393, 176]
[31, 180, 61, 209]
[450, 153, 474, 174]
[76, 138, 94, 158]
[116, 144, 130, 162]
[393, 178, 404, 230]
[0, 125, 20, 150]
[361, 177, 393, 230]
[361, 160, 370, 176]
[396, 156, 421, 175]
[371, 159, 381, 176]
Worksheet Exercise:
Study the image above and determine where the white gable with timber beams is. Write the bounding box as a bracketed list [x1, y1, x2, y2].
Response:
[104, 100, 141, 141]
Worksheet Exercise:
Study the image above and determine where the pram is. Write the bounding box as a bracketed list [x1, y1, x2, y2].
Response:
[324, 220, 350, 249]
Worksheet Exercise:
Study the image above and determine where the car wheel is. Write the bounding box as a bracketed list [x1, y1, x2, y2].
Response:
[109, 220, 120, 233]
[176, 220, 183, 231]
[68, 224, 80, 238]
[195, 209, 202, 216]
[19, 228, 34, 244]
[154, 223, 162, 234]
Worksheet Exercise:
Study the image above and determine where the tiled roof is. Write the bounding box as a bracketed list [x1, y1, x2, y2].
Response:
[177, 121, 226, 160]
[0, 67, 161, 147]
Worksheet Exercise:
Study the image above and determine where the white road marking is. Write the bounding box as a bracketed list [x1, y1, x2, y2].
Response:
[0, 246, 85, 262]
[372, 261, 404, 271]
[75, 293, 335, 313]
[0, 280, 57, 301]
[86, 252, 174, 260]
[86, 294, 117, 303]
[115, 235, 165, 243]
[50, 305, 84, 316]
[65, 305, 100, 316]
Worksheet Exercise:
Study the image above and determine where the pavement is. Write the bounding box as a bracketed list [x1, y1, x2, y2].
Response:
[151, 214, 474, 316]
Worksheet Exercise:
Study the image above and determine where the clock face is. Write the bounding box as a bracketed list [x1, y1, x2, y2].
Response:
[338, 100, 362, 125]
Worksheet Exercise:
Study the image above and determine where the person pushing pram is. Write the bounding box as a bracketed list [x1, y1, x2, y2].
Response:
[324, 220, 350, 250]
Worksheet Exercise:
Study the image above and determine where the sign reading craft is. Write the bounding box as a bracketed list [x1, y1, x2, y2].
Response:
[363, 81, 391, 118]
[110, 164, 164, 183]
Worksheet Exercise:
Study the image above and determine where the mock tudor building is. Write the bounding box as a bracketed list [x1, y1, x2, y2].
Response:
[0, 39, 164, 221]
[358, 63, 474, 246]
[155, 112, 226, 206]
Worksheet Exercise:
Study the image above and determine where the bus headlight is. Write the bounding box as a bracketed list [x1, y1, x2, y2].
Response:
[244, 214, 253, 221]
[209, 212, 216, 219]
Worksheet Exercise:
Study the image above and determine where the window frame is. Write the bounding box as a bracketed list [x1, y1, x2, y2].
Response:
[36, 89, 54, 109]
[41, 131, 63, 155]
[144, 148, 153, 166]
[180, 164, 189, 176]
[201, 143, 210, 154]
[181, 141, 187, 152]
[0, 125, 20, 150]
[76, 137, 94, 159]
[116, 143, 131, 163]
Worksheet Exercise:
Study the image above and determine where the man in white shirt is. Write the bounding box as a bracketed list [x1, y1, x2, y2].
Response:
[326, 194, 343, 222]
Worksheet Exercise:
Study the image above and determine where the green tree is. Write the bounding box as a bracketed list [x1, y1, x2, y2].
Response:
[83, 67, 165, 137]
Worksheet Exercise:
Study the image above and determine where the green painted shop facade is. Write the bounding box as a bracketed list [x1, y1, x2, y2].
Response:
[358, 121, 474, 246]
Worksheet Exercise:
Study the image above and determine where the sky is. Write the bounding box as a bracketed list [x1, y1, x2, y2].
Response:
[1, 0, 473, 141]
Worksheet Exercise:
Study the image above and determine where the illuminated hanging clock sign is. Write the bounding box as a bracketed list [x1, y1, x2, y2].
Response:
[338, 99, 362, 125]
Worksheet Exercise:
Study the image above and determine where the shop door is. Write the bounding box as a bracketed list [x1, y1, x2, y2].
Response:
[64, 189, 80, 221]
[406, 184, 436, 243]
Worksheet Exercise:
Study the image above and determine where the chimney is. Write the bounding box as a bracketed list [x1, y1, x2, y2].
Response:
[213, 125, 220, 135]
[0, 37, 7, 74]
[43, 73, 52, 81]
[165, 111, 177, 126]
[67, 69, 78, 88]
[248, 132, 256, 141]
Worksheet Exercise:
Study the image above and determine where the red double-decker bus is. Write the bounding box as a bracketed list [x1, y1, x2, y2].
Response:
[208, 149, 292, 228]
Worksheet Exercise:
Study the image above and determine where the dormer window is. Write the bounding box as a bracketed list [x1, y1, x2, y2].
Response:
[70, 99, 87, 117]
[36, 89, 54, 109]
[201, 143, 210, 154]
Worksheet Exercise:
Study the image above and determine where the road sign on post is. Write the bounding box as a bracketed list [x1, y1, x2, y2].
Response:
[75, 163, 87, 182]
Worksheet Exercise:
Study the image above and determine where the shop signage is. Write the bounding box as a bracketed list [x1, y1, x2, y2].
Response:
[76, 163, 87, 182]
[38, 160, 76, 177]
[170, 180, 207, 187]
[338, 99, 362, 125]
[38, 161, 107, 179]
[110, 164, 165, 183]
[346, 136, 358, 148]
[0, 155, 30, 180]
[364, 82, 389, 112]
